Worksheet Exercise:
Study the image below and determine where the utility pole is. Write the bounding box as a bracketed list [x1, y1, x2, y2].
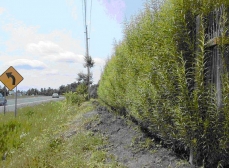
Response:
[85, 23, 90, 100]
[83, 0, 93, 100]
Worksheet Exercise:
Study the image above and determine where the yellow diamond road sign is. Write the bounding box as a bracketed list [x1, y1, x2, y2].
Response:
[0, 66, 24, 91]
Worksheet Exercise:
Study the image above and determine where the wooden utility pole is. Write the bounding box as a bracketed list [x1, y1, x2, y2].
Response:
[84, 0, 91, 100]
[85, 26, 90, 100]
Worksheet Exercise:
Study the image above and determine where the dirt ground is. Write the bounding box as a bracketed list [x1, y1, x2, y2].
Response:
[84, 107, 192, 168]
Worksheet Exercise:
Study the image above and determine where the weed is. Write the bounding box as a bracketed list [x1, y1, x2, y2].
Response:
[0, 100, 122, 167]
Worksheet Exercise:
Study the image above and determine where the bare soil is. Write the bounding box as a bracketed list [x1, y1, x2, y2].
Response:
[84, 107, 192, 168]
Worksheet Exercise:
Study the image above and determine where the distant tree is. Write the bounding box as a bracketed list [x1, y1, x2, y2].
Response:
[3, 86, 8, 96]
[35, 88, 39, 95]
[43, 88, 47, 95]
[0, 86, 8, 96]
[66, 84, 71, 92]
[53, 89, 58, 94]
[76, 72, 92, 85]
[70, 82, 78, 91]
[84, 55, 94, 100]
[26, 89, 30, 95]
[40, 88, 44, 95]
[26, 88, 40, 95]
[59, 85, 66, 95]
[46, 87, 52, 96]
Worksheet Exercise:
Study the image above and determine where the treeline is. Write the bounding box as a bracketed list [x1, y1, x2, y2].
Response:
[0, 86, 8, 96]
[4, 71, 98, 97]
[98, 0, 229, 167]
[25, 82, 81, 96]
[26, 87, 57, 96]
[0, 70, 98, 97]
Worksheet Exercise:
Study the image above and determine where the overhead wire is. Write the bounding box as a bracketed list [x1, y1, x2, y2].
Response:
[82, 0, 93, 56]
[84, 0, 87, 26]
[82, 0, 86, 48]
[89, 0, 92, 51]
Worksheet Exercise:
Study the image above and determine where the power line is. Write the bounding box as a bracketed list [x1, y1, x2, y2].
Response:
[89, 0, 92, 51]
[82, 0, 86, 45]
[84, 0, 87, 26]
[83, 0, 89, 59]
[82, 0, 90, 53]
[82, 0, 92, 52]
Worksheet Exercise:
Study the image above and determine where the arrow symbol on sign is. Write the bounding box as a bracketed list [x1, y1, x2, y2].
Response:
[6, 72, 16, 85]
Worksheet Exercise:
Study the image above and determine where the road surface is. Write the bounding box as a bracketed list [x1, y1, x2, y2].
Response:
[0, 96, 65, 113]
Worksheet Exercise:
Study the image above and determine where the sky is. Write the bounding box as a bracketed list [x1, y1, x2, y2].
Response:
[0, 0, 147, 91]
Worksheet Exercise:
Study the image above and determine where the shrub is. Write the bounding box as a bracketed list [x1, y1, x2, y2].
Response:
[64, 84, 88, 106]
[98, 0, 229, 167]
[0, 120, 25, 159]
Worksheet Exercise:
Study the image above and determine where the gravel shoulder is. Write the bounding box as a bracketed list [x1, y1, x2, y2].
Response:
[84, 108, 192, 168]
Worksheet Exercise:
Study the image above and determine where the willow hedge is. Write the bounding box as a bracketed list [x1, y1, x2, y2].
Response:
[98, 0, 229, 167]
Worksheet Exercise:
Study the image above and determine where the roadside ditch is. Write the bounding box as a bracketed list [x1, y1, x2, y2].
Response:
[83, 105, 192, 168]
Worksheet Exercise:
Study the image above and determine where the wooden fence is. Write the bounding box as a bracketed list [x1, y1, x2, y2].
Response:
[202, 5, 229, 107]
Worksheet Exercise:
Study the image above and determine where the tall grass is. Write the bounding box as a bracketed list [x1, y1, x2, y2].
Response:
[0, 100, 123, 168]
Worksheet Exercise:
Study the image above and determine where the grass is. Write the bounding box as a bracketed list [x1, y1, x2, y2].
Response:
[0, 99, 124, 168]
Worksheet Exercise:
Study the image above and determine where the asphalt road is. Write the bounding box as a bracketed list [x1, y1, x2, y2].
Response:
[0, 96, 65, 113]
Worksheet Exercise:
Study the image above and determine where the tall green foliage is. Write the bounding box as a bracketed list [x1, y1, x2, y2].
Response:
[64, 84, 88, 106]
[98, 0, 229, 167]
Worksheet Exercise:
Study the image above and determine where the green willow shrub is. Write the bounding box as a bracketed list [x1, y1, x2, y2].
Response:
[98, 0, 229, 167]
[64, 84, 88, 106]
[0, 120, 26, 159]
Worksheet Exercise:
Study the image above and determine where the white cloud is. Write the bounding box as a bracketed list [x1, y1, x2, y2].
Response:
[71, 6, 77, 20]
[8, 59, 48, 70]
[54, 52, 84, 63]
[93, 67, 103, 83]
[2, 23, 83, 54]
[41, 69, 59, 75]
[66, 0, 78, 20]
[26, 41, 85, 64]
[0, 7, 5, 15]
[94, 58, 105, 66]
[26, 41, 63, 55]
[3, 23, 40, 52]
[48, 30, 84, 54]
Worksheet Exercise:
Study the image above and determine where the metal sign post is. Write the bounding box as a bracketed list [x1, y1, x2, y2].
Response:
[15, 86, 17, 117]
[4, 87, 6, 115]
